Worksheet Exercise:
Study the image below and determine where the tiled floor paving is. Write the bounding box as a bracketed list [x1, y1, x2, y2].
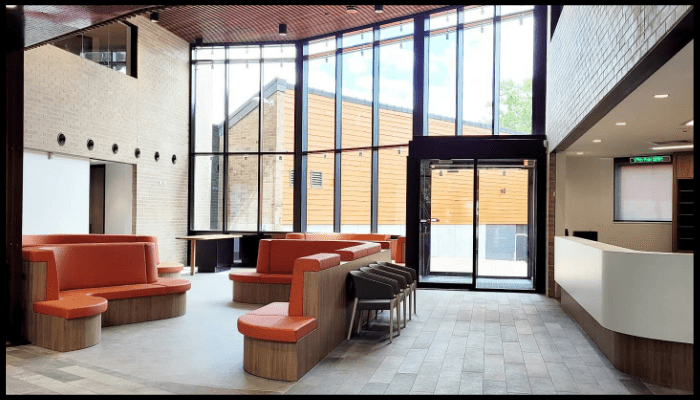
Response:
[6, 270, 693, 395]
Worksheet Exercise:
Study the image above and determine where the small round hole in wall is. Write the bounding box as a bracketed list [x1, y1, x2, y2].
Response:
[135, 148, 141, 158]
[57, 133, 66, 146]
[172, 154, 177, 164]
[154, 152, 160, 161]
[112, 143, 119, 154]
[87, 139, 94, 150]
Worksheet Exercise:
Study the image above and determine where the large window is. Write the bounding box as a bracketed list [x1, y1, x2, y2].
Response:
[191, 43, 296, 232]
[189, 6, 541, 234]
[614, 158, 673, 222]
[53, 22, 136, 77]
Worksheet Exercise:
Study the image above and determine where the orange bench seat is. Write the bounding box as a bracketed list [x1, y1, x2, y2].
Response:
[238, 315, 317, 343]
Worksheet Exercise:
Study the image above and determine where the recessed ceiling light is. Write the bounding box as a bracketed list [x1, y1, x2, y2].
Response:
[653, 94, 669, 98]
[375, 5, 384, 13]
[346, 5, 358, 14]
[615, 122, 626, 126]
[592, 139, 602, 143]
[650, 144, 694, 151]
[6, 5, 17, 8]
[685, 120, 693, 126]
[576, 152, 584, 155]
[150, 12, 159, 23]
[278, 23, 287, 36]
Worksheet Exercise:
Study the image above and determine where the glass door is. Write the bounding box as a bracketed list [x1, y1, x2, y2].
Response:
[475, 159, 536, 290]
[419, 159, 475, 286]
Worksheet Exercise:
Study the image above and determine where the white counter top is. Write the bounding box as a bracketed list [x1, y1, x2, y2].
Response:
[554, 236, 693, 344]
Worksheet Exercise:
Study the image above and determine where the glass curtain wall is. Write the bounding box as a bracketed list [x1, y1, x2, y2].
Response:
[191, 43, 296, 232]
[189, 5, 537, 234]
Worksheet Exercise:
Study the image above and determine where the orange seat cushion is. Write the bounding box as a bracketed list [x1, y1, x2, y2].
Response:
[249, 302, 290, 316]
[157, 262, 184, 273]
[229, 270, 263, 283]
[237, 315, 316, 343]
[33, 295, 108, 319]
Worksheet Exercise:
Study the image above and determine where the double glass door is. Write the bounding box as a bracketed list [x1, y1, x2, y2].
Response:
[418, 158, 536, 290]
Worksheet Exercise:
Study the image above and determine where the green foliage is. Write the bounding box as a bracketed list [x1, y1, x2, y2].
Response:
[499, 78, 532, 133]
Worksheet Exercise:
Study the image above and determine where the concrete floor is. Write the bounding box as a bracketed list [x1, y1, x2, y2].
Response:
[6, 269, 693, 395]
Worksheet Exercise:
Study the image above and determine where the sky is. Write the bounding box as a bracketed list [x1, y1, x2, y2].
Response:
[199, 7, 534, 128]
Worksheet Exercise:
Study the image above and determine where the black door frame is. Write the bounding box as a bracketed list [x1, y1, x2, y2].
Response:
[406, 135, 547, 292]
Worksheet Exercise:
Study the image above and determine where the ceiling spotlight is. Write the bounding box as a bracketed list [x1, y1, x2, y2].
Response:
[150, 12, 159, 23]
[375, 5, 384, 13]
[195, 37, 203, 46]
[592, 139, 602, 143]
[346, 5, 358, 14]
[615, 122, 626, 126]
[278, 23, 288, 36]
[653, 94, 669, 99]
[685, 120, 693, 126]
[576, 152, 584, 155]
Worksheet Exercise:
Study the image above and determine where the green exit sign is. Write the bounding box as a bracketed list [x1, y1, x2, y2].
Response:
[630, 155, 670, 164]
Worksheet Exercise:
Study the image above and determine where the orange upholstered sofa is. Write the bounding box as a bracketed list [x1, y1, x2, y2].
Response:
[395, 236, 406, 263]
[285, 232, 398, 261]
[22, 234, 184, 278]
[238, 243, 390, 381]
[229, 239, 382, 304]
[21, 242, 191, 352]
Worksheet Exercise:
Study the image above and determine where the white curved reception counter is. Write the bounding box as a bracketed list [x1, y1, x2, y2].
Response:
[554, 236, 693, 390]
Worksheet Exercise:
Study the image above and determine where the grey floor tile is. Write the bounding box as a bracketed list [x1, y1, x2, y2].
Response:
[501, 325, 519, 342]
[466, 330, 485, 348]
[618, 377, 654, 395]
[459, 372, 484, 394]
[483, 354, 506, 381]
[502, 341, 524, 363]
[462, 347, 485, 373]
[397, 348, 428, 374]
[483, 379, 508, 394]
[384, 373, 417, 395]
[359, 382, 389, 394]
[529, 377, 557, 394]
[484, 334, 504, 355]
[546, 361, 579, 393]
[522, 352, 549, 378]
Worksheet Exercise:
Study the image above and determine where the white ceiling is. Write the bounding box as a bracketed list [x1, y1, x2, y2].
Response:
[564, 40, 694, 158]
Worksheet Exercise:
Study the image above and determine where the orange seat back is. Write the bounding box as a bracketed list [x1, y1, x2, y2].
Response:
[288, 253, 341, 317]
[23, 243, 156, 297]
[265, 239, 367, 274]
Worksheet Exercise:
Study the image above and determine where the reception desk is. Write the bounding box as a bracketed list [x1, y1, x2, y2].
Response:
[554, 236, 693, 390]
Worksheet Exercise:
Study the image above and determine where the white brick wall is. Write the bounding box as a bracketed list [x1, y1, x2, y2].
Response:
[24, 15, 191, 264]
[546, 5, 693, 150]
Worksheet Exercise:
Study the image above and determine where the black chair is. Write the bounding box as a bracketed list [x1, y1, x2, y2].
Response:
[372, 262, 415, 320]
[370, 264, 413, 323]
[360, 266, 407, 328]
[347, 271, 401, 342]
[377, 261, 417, 316]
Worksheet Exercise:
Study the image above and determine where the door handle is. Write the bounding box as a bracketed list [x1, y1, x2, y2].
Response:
[420, 218, 440, 223]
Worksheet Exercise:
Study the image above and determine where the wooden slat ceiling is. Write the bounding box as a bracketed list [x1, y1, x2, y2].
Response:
[16, 5, 449, 50]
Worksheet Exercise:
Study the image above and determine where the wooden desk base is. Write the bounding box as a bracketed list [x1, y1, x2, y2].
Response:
[561, 288, 693, 390]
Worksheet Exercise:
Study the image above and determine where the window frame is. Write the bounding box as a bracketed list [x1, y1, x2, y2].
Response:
[613, 156, 674, 223]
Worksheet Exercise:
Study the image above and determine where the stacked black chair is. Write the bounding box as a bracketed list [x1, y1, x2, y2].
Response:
[347, 270, 401, 343]
[377, 261, 417, 317]
[360, 266, 407, 328]
[371, 262, 415, 320]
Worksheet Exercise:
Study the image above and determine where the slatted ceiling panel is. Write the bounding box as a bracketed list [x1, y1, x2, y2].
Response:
[158, 5, 447, 44]
[21, 5, 166, 49]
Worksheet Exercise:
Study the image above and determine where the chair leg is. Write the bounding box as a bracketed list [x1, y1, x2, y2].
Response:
[347, 297, 358, 340]
[357, 310, 364, 334]
[389, 300, 394, 343]
[403, 291, 407, 328]
[413, 284, 417, 315]
[396, 297, 401, 336]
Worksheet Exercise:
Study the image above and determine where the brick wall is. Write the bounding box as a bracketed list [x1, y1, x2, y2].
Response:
[24, 15, 191, 264]
[546, 5, 693, 150]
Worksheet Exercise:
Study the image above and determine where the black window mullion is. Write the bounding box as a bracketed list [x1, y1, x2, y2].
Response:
[492, 5, 502, 136]
[223, 58, 229, 232]
[188, 57, 196, 232]
[294, 41, 308, 233]
[257, 48, 264, 232]
[456, 7, 464, 136]
[371, 26, 380, 233]
[414, 15, 428, 137]
[334, 34, 342, 233]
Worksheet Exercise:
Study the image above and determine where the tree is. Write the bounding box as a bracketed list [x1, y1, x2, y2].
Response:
[499, 78, 532, 134]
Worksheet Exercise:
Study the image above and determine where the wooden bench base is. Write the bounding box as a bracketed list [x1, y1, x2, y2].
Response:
[158, 271, 182, 279]
[233, 281, 291, 304]
[102, 292, 187, 327]
[32, 313, 101, 352]
[243, 335, 316, 381]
